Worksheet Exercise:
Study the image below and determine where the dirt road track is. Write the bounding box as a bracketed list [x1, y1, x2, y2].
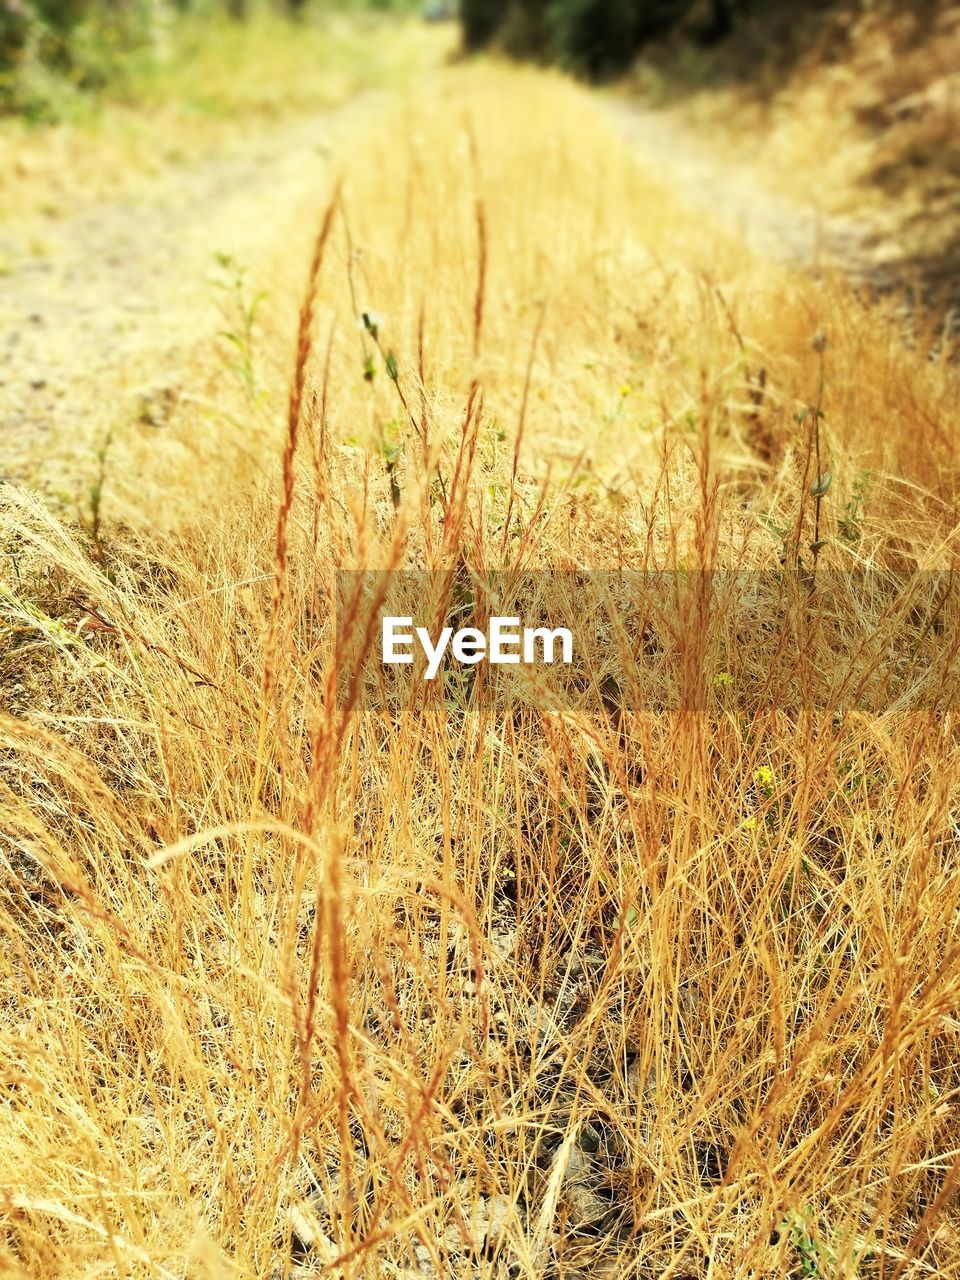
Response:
[608, 99, 886, 284]
[0, 105, 362, 498]
[608, 97, 960, 324]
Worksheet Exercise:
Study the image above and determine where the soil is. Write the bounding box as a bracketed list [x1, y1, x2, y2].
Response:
[0, 103, 372, 502]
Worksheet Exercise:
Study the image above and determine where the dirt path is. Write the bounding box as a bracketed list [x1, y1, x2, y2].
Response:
[0, 102, 374, 500]
[606, 98, 890, 285]
[607, 95, 960, 333]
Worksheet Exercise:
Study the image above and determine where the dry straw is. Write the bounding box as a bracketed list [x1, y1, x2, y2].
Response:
[1, 63, 959, 1280]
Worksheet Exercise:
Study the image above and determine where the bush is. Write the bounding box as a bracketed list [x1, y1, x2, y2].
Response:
[459, 0, 503, 50]
[545, 0, 646, 74]
[32, 0, 93, 31]
[0, 0, 169, 116]
[497, 0, 548, 57]
[460, 0, 704, 76]
[1, 0, 32, 67]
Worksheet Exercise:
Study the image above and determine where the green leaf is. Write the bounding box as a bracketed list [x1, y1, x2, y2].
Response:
[810, 471, 832, 498]
[838, 520, 860, 543]
[385, 351, 399, 382]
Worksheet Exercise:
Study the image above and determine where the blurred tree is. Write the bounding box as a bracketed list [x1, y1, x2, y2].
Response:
[460, 0, 504, 50]
[546, 0, 649, 73]
[1, 0, 31, 74]
[460, 0, 751, 73]
[32, 0, 91, 30]
[1, 0, 169, 101]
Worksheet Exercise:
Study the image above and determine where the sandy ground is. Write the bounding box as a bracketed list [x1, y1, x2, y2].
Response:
[0, 102, 373, 502]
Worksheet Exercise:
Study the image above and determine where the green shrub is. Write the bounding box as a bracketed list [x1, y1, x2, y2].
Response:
[497, 0, 547, 57]
[32, 0, 94, 32]
[1, 0, 32, 68]
[460, 0, 701, 76]
[0, 0, 168, 116]
[545, 0, 645, 73]
[459, 0, 503, 50]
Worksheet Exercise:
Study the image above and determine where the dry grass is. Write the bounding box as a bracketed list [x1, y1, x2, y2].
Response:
[2, 62, 960, 1279]
[628, 2, 960, 298]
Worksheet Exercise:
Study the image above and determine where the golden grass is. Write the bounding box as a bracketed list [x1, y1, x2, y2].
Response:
[2, 63, 960, 1278]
